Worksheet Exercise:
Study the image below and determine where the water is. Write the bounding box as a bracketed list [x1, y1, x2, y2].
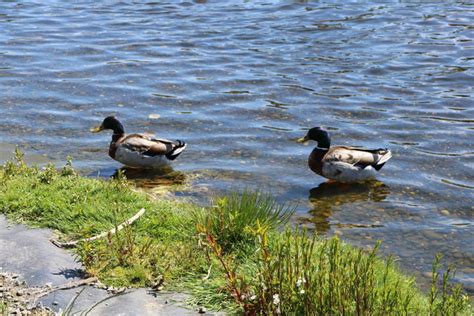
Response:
[0, 0, 473, 295]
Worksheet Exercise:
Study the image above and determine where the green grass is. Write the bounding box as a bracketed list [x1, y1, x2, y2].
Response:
[0, 150, 471, 315]
[0, 301, 9, 316]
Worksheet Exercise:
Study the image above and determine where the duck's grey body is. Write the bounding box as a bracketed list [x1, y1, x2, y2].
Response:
[115, 146, 168, 168]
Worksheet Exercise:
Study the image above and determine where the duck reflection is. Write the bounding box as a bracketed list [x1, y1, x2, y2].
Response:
[112, 166, 186, 188]
[308, 181, 389, 233]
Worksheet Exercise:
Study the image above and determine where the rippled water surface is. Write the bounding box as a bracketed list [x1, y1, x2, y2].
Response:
[1, 0, 473, 294]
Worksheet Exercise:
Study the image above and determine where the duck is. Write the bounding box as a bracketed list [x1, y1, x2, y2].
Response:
[297, 127, 392, 183]
[90, 116, 187, 168]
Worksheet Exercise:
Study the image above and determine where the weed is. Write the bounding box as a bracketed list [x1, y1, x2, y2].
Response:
[429, 254, 470, 315]
[201, 223, 471, 315]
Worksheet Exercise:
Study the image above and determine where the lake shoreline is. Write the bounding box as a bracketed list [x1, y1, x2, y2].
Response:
[0, 153, 471, 314]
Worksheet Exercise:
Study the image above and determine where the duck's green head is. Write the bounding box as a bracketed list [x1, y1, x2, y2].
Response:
[90, 116, 125, 135]
[297, 127, 331, 148]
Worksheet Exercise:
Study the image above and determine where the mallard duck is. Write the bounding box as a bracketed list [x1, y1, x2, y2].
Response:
[90, 116, 187, 168]
[297, 127, 392, 183]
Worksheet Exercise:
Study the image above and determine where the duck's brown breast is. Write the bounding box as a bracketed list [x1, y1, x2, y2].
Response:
[109, 134, 124, 159]
[109, 142, 118, 159]
[308, 148, 328, 176]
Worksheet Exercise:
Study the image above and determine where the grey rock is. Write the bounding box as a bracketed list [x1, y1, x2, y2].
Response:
[0, 215, 220, 315]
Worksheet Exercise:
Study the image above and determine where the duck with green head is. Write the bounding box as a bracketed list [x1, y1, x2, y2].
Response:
[297, 127, 392, 183]
[91, 116, 187, 168]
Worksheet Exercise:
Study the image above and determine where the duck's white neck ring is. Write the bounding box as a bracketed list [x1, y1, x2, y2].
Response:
[317, 147, 329, 151]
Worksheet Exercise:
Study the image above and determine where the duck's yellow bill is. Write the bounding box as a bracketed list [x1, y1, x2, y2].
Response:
[90, 125, 104, 133]
[296, 136, 309, 143]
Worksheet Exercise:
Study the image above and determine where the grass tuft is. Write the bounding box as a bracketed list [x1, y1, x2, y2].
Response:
[194, 190, 295, 253]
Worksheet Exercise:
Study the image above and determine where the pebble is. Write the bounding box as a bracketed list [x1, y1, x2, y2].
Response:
[440, 209, 450, 216]
[52, 301, 59, 306]
[451, 252, 464, 259]
[423, 230, 444, 240]
[198, 307, 207, 314]
[422, 272, 433, 278]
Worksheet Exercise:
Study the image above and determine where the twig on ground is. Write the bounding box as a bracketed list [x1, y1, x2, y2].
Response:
[50, 208, 146, 248]
[35, 277, 99, 299]
[202, 264, 213, 281]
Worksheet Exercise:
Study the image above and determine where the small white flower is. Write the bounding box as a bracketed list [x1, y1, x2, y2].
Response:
[296, 277, 306, 288]
[250, 295, 256, 301]
[273, 294, 280, 305]
[299, 289, 305, 294]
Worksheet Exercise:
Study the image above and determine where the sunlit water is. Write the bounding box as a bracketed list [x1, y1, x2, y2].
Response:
[1, 0, 473, 295]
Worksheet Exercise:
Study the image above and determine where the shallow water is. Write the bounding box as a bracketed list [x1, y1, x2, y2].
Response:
[0, 1, 473, 294]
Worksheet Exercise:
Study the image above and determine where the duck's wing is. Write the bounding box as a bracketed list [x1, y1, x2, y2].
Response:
[120, 134, 186, 160]
[149, 136, 187, 160]
[324, 146, 392, 170]
[119, 134, 165, 155]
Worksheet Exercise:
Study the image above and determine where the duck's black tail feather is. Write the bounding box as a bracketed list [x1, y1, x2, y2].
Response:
[166, 140, 187, 160]
[373, 149, 392, 171]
